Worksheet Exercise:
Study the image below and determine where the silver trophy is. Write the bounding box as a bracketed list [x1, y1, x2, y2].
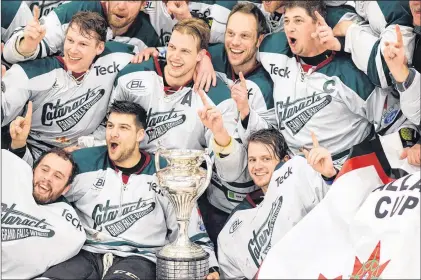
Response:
[155, 146, 213, 280]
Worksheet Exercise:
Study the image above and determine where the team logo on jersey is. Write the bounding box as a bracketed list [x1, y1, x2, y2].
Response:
[126, 79, 146, 92]
[276, 80, 335, 135]
[145, 108, 186, 143]
[41, 86, 106, 131]
[92, 198, 155, 237]
[248, 196, 283, 267]
[229, 218, 243, 234]
[28, 1, 63, 17]
[1, 203, 55, 242]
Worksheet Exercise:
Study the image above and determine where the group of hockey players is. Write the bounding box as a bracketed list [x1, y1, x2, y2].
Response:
[1, 0, 420, 279]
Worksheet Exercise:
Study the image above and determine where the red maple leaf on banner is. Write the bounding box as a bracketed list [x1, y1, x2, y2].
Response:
[318, 241, 391, 280]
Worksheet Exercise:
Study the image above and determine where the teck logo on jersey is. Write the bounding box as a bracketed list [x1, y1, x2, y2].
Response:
[276, 80, 335, 134]
[41, 86, 105, 131]
[248, 196, 283, 267]
[1, 203, 55, 242]
[145, 108, 186, 143]
[92, 198, 155, 237]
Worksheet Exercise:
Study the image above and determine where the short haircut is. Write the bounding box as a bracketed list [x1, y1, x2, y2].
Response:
[247, 128, 289, 161]
[228, 2, 270, 36]
[284, 0, 327, 22]
[33, 148, 78, 186]
[66, 11, 107, 42]
[108, 100, 147, 129]
[172, 18, 210, 51]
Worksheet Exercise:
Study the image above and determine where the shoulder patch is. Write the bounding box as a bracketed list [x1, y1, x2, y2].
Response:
[72, 146, 109, 174]
[206, 77, 231, 106]
[18, 56, 62, 79]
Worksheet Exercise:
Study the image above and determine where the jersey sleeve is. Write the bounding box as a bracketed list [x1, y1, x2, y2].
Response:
[3, 1, 103, 64]
[343, 23, 416, 89]
[218, 228, 245, 279]
[398, 69, 421, 126]
[1, 1, 33, 43]
[213, 138, 249, 183]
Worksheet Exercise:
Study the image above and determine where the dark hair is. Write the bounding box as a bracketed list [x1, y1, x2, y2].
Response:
[247, 128, 289, 161]
[173, 18, 210, 51]
[33, 148, 78, 186]
[228, 2, 270, 36]
[66, 11, 107, 42]
[108, 100, 147, 129]
[284, 0, 327, 22]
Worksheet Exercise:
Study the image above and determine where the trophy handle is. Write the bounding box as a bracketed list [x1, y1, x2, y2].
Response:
[196, 149, 213, 198]
[155, 142, 165, 172]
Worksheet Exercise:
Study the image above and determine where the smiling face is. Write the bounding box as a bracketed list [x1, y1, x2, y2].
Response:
[107, 1, 144, 30]
[247, 141, 281, 192]
[410, 0, 420, 26]
[63, 23, 105, 73]
[166, 30, 202, 80]
[32, 153, 73, 205]
[106, 112, 144, 166]
[225, 12, 262, 72]
[283, 6, 319, 56]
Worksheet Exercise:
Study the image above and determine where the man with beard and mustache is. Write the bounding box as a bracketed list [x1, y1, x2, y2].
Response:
[37, 100, 219, 280]
[2, 104, 85, 278]
[3, 1, 159, 64]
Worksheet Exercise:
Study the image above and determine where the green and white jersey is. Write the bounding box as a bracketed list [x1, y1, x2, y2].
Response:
[3, 1, 159, 64]
[144, 0, 238, 45]
[218, 156, 331, 279]
[1, 0, 33, 43]
[1, 150, 85, 279]
[207, 43, 273, 213]
[1, 41, 134, 160]
[242, 31, 389, 164]
[67, 146, 218, 267]
[111, 57, 238, 153]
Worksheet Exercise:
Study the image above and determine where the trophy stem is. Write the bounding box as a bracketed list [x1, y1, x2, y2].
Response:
[174, 220, 191, 247]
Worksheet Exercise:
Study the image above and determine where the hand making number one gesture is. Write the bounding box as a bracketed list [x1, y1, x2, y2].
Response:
[311, 11, 341, 52]
[231, 71, 250, 120]
[10, 101, 33, 150]
[301, 132, 337, 178]
[384, 25, 409, 83]
[19, 5, 46, 55]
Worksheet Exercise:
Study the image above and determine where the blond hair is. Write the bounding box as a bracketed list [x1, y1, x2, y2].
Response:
[173, 18, 210, 51]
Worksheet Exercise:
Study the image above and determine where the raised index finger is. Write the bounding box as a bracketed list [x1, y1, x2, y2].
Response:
[198, 89, 210, 107]
[33, 5, 40, 22]
[395, 25, 403, 47]
[314, 11, 326, 26]
[311, 131, 319, 148]
[239, 72, 247, 89]
[25, 101, 33, 124]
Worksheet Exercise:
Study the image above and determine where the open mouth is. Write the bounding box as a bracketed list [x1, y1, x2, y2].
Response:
[68, 55, 81, 61]
[288, 37, 297, 47]
[229, 48, 244, 57]
[110, 142, 119, 152]
[37, 183, 51, 194]
[170, 61, 183, 69]
[114, 14, 126, 20]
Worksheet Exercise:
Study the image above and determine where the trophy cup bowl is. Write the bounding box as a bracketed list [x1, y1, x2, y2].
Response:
[155, 146, 212, 280]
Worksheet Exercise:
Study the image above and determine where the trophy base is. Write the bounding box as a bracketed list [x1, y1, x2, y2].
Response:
[156, 251, 209, 280]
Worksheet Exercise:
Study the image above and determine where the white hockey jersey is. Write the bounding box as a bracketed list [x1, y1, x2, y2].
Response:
[1, 41, 134, 160]
[1, 0, 33, 43]
[144, 0, 237, 45]
[1, 149, 86, 279]
[25, 0, 63, 18]
[218, 156, 332, 279]
[256, 132, 421, 279]
[67, 146, 218, 268]
[111, 57, 238, 153]
[3, 1, 158, 64]
[241, 31, 390, 165]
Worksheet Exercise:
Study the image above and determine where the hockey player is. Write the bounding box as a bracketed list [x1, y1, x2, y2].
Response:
[108, 18, 237, 153]
[37, 100, 219, 280]
[3, 1, 158, 64]
[2, 117, 85, 278]
[217, 128, 338, 279]
[238, 1, 393, 166]
[1, 11, 135, 162]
